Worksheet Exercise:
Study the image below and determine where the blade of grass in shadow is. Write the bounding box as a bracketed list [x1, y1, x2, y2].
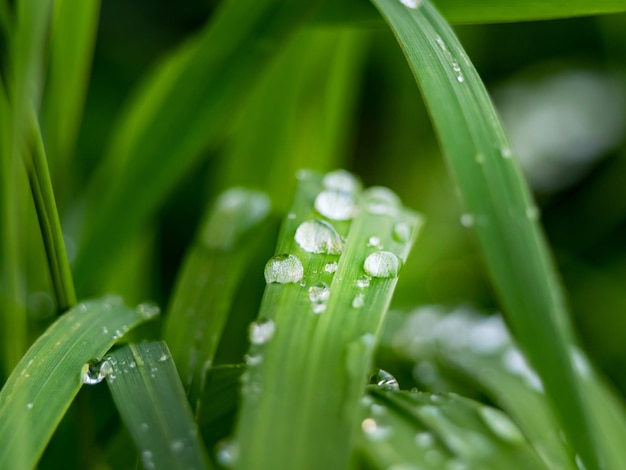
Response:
[41, 0, 100, 205]
[105, 342, 210, 470]
[218, 27, 366, 212]
[233, 170, 423, 469]
[370, 1, 619, 468]
[73, 0, 323, 296]
[164, 188, 271, 412]
[0, 296, 159, 469]
[358, 388, 546, 469]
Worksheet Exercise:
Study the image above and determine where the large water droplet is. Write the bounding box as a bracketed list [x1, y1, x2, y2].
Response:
[362, 187, 401, 215]
[314, 190, 356, 220]
[370, 369, 399, 390]
[249, 318, 275, 345]
[82, 358, 113, 385]
[479, 407, 524, 443]
[308, 282, 330, 314]
[323, 170, 361, 193]
[364, 251, 400, 278]
[294, 219, 343, 254]
[392, 222, 412, 243]
[264, 254, 304, 284]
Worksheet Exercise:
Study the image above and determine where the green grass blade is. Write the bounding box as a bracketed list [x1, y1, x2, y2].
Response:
[358, 388, 546, 469]
[234, 170, 423, 469]
[370, 1, 617, 468]
[23, 112, 76, 311]
[73, 0, 322, 296]
[41, 0, 100, 201]
[0, 296, 157, 469]
[105, 342, 210, 470]
[164, 188, 271, 409]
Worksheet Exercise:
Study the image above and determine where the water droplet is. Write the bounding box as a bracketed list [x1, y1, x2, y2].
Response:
[435, 35, 447, 52]
[460, 213, 474, 227]
[264, 254, 304, 284]
[352, 293, 365, 309]
[216, 439, 239, 467]
[415, 431, 435, 448]
[392, 222, 412, 243]
[158, 354, 169, 362]
[82, 358, 113, 385]
[137, 302, 160, 319]
[325, 261, 338, 274]
[245, 354, 263, 366]
[501, 146, 513, 159]
[479, 407, 524, 443]
[526, 206, 540, 221]
[314, 190, 356, 220]
[141, 450, 155, 470]
[26, 403, 33, 410]
[308, 282, 330, 314]
[399, 0, 421, 8]
[361, 418, 392, 441]
[370, 369, 399, 390]
[364, 251, 400, 278]
[367, 236, 383, 249]
[294, 219, 343, 254]
[249, 318, 276, 345]
[362, 187, 401, 215]
[575, 454, 587, 470]
[170, 439, 185, 453]
[102, 326, 108, 335]
[287, 212, 296, 220]
[323, 169, 361, 193]
[140, 423, 149, 432]
[452, 60, 464, 82]
[356, 275, 371, 289]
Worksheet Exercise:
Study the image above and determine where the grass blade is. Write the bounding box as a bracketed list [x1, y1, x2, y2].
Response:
[105, 342, 210, 470]
[164, 188, 271, 410]
[0, 296, 158, 469]
[370, 1, 619, 468]
[234, 170, 423, 469]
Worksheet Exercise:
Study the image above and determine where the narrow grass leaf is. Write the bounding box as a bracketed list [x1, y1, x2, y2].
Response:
[105, 342, 210, 470]
[73, 0, 322, 296]
[371, 1, 619, 468]
[164, 188, 271, 410]
[0, 296, 157, 469]
[234, 170, 423, 469]
[358, 388, 546, 469]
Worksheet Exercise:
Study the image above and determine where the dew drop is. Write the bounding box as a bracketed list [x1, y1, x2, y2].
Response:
[294, 219, 343, 254]
[363, 251, 400, 278]
[26, 403, 33, 410]
[137, 302, 160, 319]
[314, 189, 356, 220]
[501, 146, 513, 159]
[526, 206, 540, 221]
[158, 354, 169, 362]
[322, 169, 361, 193]
[452, 60, 464, 82]
[415, 431, 435, 448]
[170, 439, 185, 453]
[82, 358, 113, 385]
[216, 439, 239, 467]
[308, 282, 330, 314]
[361, 418, 392, 441]
[264, 254, 304, 284]
[356, 275, 371, 289]
[367, 236, 383, 249]
[392, 222, 412, 243]
[460, 213, 474, 228]
[370, 369, 399, 390]
[249, 318, 276, 345]
[362, 186, 401, 215]
[352, 293, 365, 309]
[479, 407, 524, 443]
[324, 261, 338, 274]
[399, 0, 421, 8]
[141, 450, 155, 470]
[245, 354, 263, 367]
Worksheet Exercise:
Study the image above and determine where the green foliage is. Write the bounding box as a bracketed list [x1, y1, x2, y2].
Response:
[1, 0, 626, 469]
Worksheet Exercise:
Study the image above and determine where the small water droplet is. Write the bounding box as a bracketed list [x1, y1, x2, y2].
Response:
[102, 326, 108, 335]
[82, 358, 113, 385]
[216, 439, 239, 467]
[314, 189, 356, 220]
[367, 236, 383, 249]
[363, 251, 400, 278]
[294, 219, 343, 254]
[158, 354, 168, 362]
[323, 169, 361, 193]
[526, 206, 540, 221]
[392, 222, 412, 243]
[479, 407, 524, 443]
[264, 254, 304, 284]
[362, 187, 401, 215]
[325, 261, 338, 274]
[435, 35, 447, 52]
[140, 423, 149, 432]
[501, 146, 513, 159]
[370, 369, 399, 390]
[137, 302, 160, 319]
[249, 318, 275, 345]
[287, 212, 296, 220]
[26, 403, 33, 410]
[460, 213, 474, 227]
[415, 431, 435, 448]
[356, 275, 371, 289]
[308, 282, 330, 314]
[245, 354, 263, 366]
[170, 439, 185, 453]
[452, 60, 464, 82]
[141, 450, 155, 470]
[399, 0, 421, 8]
[352, 293, 365, 309]
[361, 418, 392, 441]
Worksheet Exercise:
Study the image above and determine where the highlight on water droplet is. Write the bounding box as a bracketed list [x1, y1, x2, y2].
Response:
[322, 169, 361, 193]
[367, 236, 383, 250]
[478, 407, 524, 443]
[399, 0, 421, 8]
[452, 60, 464, 83]
[364, 251, 400, 278]
[392, 222, 412, 243]
[137, 302, 160, 319]
[361, 417, 392, 441]
[526, 206, 540, 221]
[314, 189, 356, 220]
[294, 219, 343, 255]
[308, 282, 330, 314]
[362, 186, 401, 215]
[460, 213, 475, 228]
[356, 275, 371, 289]
[216, 439, 239, 467]
[249, 318, 276, 345]
[370, 369, 400, 390]
[264, 254, 304, 284]
[325, 261, 338, 274]
[82, 358, 113, 385]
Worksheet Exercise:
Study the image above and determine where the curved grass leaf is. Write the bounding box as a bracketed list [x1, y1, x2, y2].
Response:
[370, 1, 621, 468]
[358, 388, 546, 469]
[105, 342, 210, 470]
[234, 170, 423, 469]
[73, 0, 322, 296]
[0, 296, 157, 469]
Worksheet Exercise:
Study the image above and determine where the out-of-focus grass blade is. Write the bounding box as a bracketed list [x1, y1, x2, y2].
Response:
[358, 388, 546, 469]
[234, 170, 423, 469]
[218, 27, 366, 211]
[73, 0, 322, 296]
[0, 296, 157, 469]
[371, 1, 618, 468]
[164, 188, 271, 410]
[105, 342, 210, 470]
[41, 0, 100, 202]
[315, 0, 626, 25]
